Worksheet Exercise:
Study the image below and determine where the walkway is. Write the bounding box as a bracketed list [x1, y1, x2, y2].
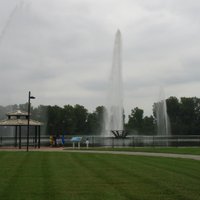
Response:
[64, 150, 200, 161]
[0, 147, 200, 161]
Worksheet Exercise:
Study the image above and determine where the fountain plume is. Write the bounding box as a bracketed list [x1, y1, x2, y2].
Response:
[103, 30, 124, 137]
[155, 87, 171, 137]
[0, 1, 24, 46]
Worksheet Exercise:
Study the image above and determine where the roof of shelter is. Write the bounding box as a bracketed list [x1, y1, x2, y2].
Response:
[0, 110, 43, 126]
[0, 119, 42, 126]
[6, 110, 28, 116]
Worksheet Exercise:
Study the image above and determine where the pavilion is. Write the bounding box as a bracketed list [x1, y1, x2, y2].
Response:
[0, 110, 42, 149]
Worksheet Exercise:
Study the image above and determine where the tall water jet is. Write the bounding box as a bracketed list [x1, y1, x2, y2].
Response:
[103, 30, 124, 137]
[155, 87, 171, 139]
[0, 1, 24, 46]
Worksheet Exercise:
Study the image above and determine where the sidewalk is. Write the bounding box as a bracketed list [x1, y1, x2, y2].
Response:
[0, 146, 65, 152]
[64, 150, 200, 161]
[1, 147, 200, 161]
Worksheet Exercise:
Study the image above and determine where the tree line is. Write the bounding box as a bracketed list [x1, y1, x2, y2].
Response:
[0, 96, 200, 135]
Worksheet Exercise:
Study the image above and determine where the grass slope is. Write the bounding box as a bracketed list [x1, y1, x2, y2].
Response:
[0, 152, 200, 200]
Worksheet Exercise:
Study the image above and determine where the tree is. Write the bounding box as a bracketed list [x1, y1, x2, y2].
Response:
[73, 104, 88, 134]
[1, 96, 200, 136]
[127, 107, 155, 135]
[87, 112, 98, 134]
[46, 105, 63, 134]
[127, 107, 144, 134]
[63, 105, 76, 134]
[161, 96, 200, 135]
[142, 116, 155, 134]
[166, 96, 180, 135]
[86, 106, 105, 135]
[179, 97, 200, 134]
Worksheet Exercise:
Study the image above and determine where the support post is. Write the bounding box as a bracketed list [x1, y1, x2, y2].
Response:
[27, 91, 31, 152]
[19, 126, 21, 149]
[38, 126, 40, 148]
[15, 126, 17, 147]
[34, 126, 37, 148]
[27, 91, 35, 152]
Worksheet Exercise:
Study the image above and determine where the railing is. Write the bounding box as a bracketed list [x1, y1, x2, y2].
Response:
[0, 135, 200, 148]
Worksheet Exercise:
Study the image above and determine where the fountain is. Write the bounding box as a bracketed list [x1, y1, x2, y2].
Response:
[102, 30, 125, 138]
[0, 1, 24, 46]
[155, 88, 171, 145]
[0, 1, 25, 137]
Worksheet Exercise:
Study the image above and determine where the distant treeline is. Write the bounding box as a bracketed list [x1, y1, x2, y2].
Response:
[0, 96, 200, 135]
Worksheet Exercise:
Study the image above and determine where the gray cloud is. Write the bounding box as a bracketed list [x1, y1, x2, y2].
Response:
[0, 0, 200, 116]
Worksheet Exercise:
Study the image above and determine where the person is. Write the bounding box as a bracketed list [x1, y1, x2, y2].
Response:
[61, 135, 65, 147]
[53, 135, 56, 147]
[86, 138, 89, 149]
[50, 135, 53, 147]
[56, 134, 60, 147]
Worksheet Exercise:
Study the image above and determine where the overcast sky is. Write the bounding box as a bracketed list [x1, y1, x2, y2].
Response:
[0, 0, 200, 117]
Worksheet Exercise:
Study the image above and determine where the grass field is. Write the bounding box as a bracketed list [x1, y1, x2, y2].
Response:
[78, 147, 200, 155]
[0, 152, 200, 200]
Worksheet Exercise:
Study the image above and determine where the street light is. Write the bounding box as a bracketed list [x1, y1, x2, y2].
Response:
[27, 91, 35, 152]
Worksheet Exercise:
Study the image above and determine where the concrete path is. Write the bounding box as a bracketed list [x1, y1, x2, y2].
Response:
[1, 147, 200, 161]
[64, 150, 200, 161]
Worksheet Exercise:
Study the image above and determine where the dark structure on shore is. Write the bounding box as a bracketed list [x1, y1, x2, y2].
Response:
[111, 130, 127, 138]
[0, 110, 42, 149]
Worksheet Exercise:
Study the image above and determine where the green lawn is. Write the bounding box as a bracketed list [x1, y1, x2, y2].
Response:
[78, 147, 200, 155]
[0, 152, 200, 200]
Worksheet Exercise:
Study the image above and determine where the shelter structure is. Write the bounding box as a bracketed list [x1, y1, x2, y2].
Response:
[0, 110, 42, 149]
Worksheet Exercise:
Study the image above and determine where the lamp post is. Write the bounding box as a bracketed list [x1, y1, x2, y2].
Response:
[27, 91, 35, 152]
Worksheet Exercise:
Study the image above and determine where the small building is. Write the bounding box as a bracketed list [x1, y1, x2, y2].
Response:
[0, 110, 42, 149]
